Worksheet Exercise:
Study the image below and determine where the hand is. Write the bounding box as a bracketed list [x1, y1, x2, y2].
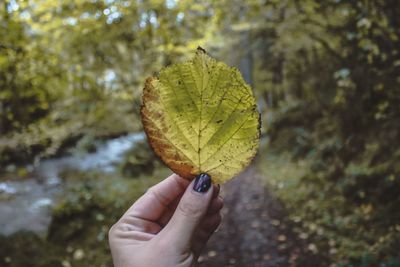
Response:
[108, 173, 223, 267]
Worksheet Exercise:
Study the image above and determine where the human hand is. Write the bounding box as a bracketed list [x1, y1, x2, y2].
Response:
[108, 173, 223, 267]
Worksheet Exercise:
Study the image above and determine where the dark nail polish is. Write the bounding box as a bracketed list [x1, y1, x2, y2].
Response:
[193, 173, 212, 193]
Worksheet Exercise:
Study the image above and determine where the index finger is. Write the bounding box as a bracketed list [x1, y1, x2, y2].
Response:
[121, 173, 190, 222]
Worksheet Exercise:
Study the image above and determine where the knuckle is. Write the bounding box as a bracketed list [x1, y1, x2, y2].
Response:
[108, 223, 118, 243]
[147, 187, 168, 206]
[178, 201, 203, 219]
[108, 224, 115, 236]
[108, 226, 114, 245]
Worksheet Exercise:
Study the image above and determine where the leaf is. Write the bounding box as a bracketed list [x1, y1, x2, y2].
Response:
[141, 48, 260, 184]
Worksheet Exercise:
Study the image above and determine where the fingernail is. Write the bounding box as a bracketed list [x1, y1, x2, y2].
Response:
[193, 173, 212, 193]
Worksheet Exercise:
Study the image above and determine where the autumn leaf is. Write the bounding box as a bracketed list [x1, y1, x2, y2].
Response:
[141, 48, 260, 184]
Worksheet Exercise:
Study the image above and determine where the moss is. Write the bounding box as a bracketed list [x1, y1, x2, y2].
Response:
[118, 139, 160, 177]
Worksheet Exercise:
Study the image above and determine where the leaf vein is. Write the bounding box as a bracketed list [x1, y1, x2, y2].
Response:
[159, 78, 199, 152]
[200, 67, 225, 131]
[176, 64, 200, 112]
[201, 93, 249, 150]
[147, 123, 196, 166]
[201, 115, 250, 167]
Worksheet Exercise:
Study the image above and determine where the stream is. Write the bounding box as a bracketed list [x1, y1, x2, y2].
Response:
[0, 133, 145, 236]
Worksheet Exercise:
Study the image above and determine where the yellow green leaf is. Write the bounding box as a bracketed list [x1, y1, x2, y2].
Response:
[141, 48, 260, 184]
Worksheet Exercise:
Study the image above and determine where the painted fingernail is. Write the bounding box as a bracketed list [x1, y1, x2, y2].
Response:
[193, 173, 212, 193]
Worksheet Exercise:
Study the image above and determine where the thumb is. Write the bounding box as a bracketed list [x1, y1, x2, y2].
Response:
[158, 173, 213, 251]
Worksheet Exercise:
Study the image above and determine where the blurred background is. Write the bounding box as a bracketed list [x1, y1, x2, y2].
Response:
[1, 0, 399, 266]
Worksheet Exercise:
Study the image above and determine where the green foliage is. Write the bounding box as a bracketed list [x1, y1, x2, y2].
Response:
[0, 95, 138, 165]
[0, 0, 220, 165]
[240, 0, 400, 265]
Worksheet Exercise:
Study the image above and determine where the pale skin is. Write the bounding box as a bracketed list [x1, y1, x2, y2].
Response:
[108, 174, 223, 267]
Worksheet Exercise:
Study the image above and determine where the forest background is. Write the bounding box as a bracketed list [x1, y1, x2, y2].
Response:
[1, 0, 399, 266]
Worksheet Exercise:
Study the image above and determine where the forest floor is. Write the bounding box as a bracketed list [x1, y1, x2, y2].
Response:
[198, 166, 321, 267]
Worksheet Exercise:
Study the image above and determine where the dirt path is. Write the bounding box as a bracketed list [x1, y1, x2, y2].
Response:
[198, 166, 320, 267]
